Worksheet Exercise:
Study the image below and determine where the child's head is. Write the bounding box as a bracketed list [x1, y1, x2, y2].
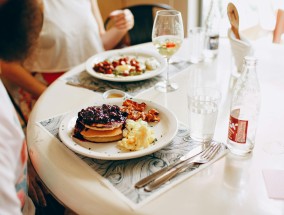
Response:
[0, 0, 43, 62]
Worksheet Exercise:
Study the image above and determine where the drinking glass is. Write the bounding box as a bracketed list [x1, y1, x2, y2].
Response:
[187, 27, 205, 63]
[152, 10, 184, 92]
[187, 87, 221, 142]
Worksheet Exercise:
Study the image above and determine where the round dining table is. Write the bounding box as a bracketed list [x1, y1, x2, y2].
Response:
[27, 35, 284, 215]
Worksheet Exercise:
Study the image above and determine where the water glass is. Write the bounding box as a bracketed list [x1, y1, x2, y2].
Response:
[187, 87, 221, 142]
[187, 27, 205, 63]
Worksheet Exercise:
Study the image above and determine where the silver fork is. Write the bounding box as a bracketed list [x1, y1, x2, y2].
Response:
[144, 142, 221, 192]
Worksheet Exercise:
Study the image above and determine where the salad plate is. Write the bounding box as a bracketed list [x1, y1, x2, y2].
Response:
[85, 49, 166, 82]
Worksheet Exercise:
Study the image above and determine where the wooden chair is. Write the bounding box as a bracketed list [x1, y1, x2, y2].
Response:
[104, 3, 174, 48]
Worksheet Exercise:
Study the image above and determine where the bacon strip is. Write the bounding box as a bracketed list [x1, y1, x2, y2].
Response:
[121, 99, 160, 122]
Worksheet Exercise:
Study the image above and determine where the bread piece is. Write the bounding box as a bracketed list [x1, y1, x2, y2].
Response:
[84, 122, 123, 131]
[81, 126, 122, 137]
[83, 133, 123, 143]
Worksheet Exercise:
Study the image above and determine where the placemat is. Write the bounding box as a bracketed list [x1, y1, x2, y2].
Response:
[63, 59, 191, 96]
[37, 113, 227, 209]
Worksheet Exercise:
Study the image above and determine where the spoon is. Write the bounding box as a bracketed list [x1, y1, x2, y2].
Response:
[227, 3, 241, 40]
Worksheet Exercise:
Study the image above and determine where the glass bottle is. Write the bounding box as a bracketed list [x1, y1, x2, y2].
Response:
[227, 56, 261, 155]
[204, 0, 221, 59]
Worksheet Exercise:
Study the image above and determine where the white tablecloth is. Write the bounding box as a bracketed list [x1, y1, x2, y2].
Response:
[27, 37, 284, 215]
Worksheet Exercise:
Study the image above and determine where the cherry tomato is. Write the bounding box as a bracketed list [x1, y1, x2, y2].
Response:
[166, 42, 176, 48]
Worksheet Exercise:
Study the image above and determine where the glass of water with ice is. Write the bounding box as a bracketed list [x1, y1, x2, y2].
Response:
[187, 87, 221, 142]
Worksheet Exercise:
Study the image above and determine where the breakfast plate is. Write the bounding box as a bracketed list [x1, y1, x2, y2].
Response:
[59, 98, 178, 160]
[85, 49, 166, 82]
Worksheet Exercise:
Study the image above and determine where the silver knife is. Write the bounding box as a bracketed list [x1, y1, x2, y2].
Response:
[134, 145, 204, 188]
[144, 143, 221, 192]
[144, 160, 195, 192]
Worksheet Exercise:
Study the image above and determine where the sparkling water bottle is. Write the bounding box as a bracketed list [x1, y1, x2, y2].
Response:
[204, 0, 221, 59]
[227, 56, 261, 155]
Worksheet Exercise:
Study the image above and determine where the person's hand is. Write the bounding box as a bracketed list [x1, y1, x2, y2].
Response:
[109, 9, 134, 31]
[28, 160, 47, 207]
[273, 9, 284, 43]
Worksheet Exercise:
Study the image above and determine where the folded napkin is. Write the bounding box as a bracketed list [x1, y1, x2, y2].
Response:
[262, 169, 284, 200]
[228, 29, 254, 74]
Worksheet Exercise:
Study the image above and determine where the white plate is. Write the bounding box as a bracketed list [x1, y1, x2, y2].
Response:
[59, 98, 178, 160]
[85, 49, 166, 82]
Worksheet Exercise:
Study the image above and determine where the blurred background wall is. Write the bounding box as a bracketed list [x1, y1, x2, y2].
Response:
[97, 0, 201, 35]
[98, 0, 281, 40]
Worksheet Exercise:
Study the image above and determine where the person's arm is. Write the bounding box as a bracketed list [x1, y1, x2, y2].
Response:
[90, 0, 134, 50]
[27, 159, 47, 207]
[1, 61, 46, 99]
[273, 9, 284, 43]
[0, 84, 26, 215]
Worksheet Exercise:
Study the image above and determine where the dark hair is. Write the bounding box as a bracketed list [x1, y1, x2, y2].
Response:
[0, 0, 43, 62]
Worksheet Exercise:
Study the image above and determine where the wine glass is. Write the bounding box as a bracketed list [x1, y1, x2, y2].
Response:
[152, 10, 184, 92]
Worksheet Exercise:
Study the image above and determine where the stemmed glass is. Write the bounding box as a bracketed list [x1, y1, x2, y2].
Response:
[152, 10, 184, 92]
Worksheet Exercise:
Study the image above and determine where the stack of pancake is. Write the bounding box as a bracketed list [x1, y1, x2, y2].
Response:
[80, 122, 124, 142]
[73, 104, 128, 143]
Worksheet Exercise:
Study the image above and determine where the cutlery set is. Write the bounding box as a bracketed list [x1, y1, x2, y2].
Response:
[135, 142, 221, 191]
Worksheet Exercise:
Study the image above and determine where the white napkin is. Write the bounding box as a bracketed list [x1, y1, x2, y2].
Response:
[228, 29, 254, 73]
[262, 169, 284, 200]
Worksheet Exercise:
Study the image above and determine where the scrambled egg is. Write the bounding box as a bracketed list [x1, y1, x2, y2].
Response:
[117, 119, 155, 151]
[145, 57, 159, 70]
[115, 65, 134, 75]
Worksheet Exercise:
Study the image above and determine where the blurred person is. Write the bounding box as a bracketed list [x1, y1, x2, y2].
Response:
[273, 8, 284, 43]
[0, 0, 46, 214]
[1, 0, 134, 122]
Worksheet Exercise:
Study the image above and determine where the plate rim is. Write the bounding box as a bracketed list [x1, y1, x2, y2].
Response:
[58, 98, 178, 160]
[85, 49, 166, 82]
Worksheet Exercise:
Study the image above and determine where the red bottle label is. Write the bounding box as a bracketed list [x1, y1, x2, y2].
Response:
[228, 115, 248, 144]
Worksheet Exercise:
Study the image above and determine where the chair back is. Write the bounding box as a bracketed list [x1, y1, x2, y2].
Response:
[105, 3, 174, 47]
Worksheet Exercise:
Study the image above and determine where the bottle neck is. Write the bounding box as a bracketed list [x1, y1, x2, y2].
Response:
[242, 66, 257, 77]
[239, 60, 259, 90]
[205, 0, 221, 32]
[242, 58, 257, 74]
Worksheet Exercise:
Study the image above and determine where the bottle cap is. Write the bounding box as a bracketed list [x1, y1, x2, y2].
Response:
[243, 56, 257, 66]
[244, 56, 257, 62]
